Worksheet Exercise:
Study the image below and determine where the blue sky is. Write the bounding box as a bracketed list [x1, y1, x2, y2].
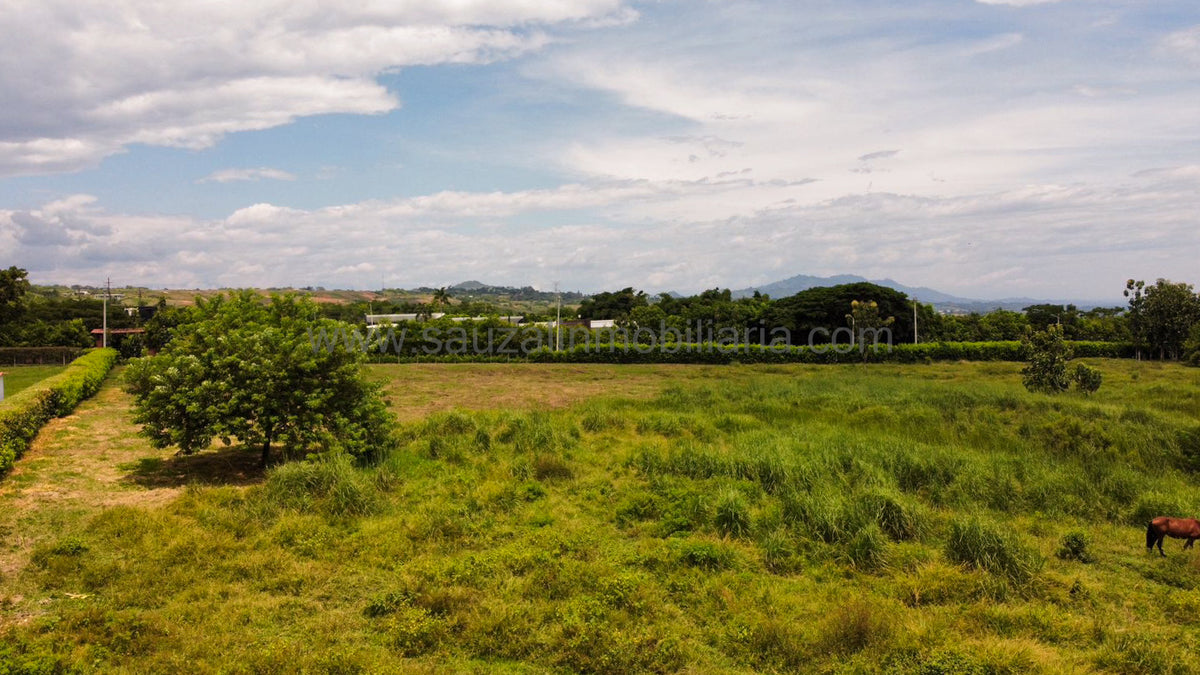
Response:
[2, 0, 1199, 300]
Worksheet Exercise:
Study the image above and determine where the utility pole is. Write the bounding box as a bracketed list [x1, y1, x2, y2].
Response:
[913, 297, 918, 344]
[103, 277, 110, 348]
[554, 282, 562, 352]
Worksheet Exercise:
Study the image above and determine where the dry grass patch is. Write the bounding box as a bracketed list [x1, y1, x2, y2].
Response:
[371, 363, 739, 422]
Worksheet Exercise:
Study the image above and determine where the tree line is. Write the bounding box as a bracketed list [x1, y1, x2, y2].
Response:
[0, 267, 141, 350]
[3, 266, 1199, 363]
[575, 279, 1200, 362]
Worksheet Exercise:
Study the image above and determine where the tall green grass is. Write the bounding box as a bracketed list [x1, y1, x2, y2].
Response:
[6, 359, 1200, 672]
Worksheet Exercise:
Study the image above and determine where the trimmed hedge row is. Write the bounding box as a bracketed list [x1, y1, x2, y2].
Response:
[526, 341, 1137, 365]
[0, 348, 117, 476]
[0, 346, 86, 366]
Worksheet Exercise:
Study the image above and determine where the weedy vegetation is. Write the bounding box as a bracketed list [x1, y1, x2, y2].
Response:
[3, 359, 1200, 673]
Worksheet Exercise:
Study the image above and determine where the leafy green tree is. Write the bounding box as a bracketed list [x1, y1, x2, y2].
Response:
[0, 266, 32, 344]
[1024, 304, 1080, 337]
[1021, 325, 1073, 393]
[125, 291, 396, 466]
[143, 300, 196, 352]
[628, 304, 669, 342]
[0, 266, 30, 317]
[1075, 306, 1130, 343]
[764, 282, 914, 345]
[577, 287, 648, 321]
[846, 299, 895, 361]
[431, 287, 453, 309]
[978, 310, 1030, 341]
[1184, 323, 1200, 367]
[13, 318, 93, 348]
[1125, 279, 1200, 360]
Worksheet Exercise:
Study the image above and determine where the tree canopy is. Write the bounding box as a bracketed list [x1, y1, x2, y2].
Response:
[576, 287, 648, 321]
[765, 282, 914, 345]
[125, 291, 396, 465]
[1125, 279, 1200, 360]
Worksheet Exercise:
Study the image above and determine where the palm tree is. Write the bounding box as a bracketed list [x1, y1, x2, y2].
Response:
[432, 287, 452, 308]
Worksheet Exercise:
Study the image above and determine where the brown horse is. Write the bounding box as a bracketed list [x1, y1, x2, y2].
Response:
[1146, 516, 1200, 556]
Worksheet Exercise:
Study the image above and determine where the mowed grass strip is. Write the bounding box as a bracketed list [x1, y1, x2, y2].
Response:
[3, 360, 1200, 673]
[0, 365, 66, 399]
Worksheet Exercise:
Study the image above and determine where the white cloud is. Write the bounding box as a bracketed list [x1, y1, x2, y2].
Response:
[4, 0, 1199, 301]
[198, 167, 297, 184]
[533, 1, 1200, 221]
[960, 32, 1024, 56]
[1162, 25, 1200, 63]
[5, 171, 1198, 300]
[975, 0, 1067, 6]
[0, 0, 628, 176]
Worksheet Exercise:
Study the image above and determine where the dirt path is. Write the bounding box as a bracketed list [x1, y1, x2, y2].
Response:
[0, 379, 183, 582]
[0, 362, 693, 625]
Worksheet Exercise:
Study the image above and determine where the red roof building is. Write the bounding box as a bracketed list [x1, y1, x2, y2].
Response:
[90, 328, 146, 349]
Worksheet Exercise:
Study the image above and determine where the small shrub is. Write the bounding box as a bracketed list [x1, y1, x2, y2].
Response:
[263, 453, 379, 517]
[780, 490, 846, 543]
[760, 529, 797, 573]
[580, 407, 626, 432]
[1021, 325, 1072, 394]
[532, 453, 573, 481]
[0, 640, 70, 675]
[51, 536, 89, 557]
[910, 649, 987, 675]
[517, 481, 547, 502]
[474, 429, 492, 452]
[845, 524, 889, 571]
[889, 450, 960, 504]
[818, 598, 895, 655]
[424, 411, 476, 436]
[944, 518, 1043, 584]
[1057, 531, 1095, 563]
[714, 489, 752, 539]
[615, 491, 660, 527]
[388, 606, 445, 657]
[365, 589, 415, 618]
[657, 490, 709, 536]
[857, 490, 926, 542]
[1128, 491, 1190, 527]
[1096, 631, 1193, 675]
[675, 540, 736, 571]
[1072, 363, 1103, 395]
[1176, 426, 1200, 473]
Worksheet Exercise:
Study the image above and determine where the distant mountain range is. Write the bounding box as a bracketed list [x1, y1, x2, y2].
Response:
[728, 274, 1118, 313]
[448, 280, 586, 302]
[450, 276, 1121, 313]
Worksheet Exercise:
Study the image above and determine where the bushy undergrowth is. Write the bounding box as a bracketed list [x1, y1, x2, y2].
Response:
[7, 359, 1200, 673]
[0, 348, 116, 476]
[945, 518, 1044, 585]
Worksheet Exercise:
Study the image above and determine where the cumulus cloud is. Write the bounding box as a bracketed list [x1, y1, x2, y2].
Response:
[1162, 25, 1200, 63]
[0, 0, 628, 176]
[4, 0, 1199, 300]
[536, 0, 1200, 221]
[6, 168, 1199, 299]
[198, 168, 298, 184]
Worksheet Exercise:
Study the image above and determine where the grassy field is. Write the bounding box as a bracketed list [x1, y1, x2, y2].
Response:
[3, 360, 1200, 673]
[0, 365, 67, 399]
